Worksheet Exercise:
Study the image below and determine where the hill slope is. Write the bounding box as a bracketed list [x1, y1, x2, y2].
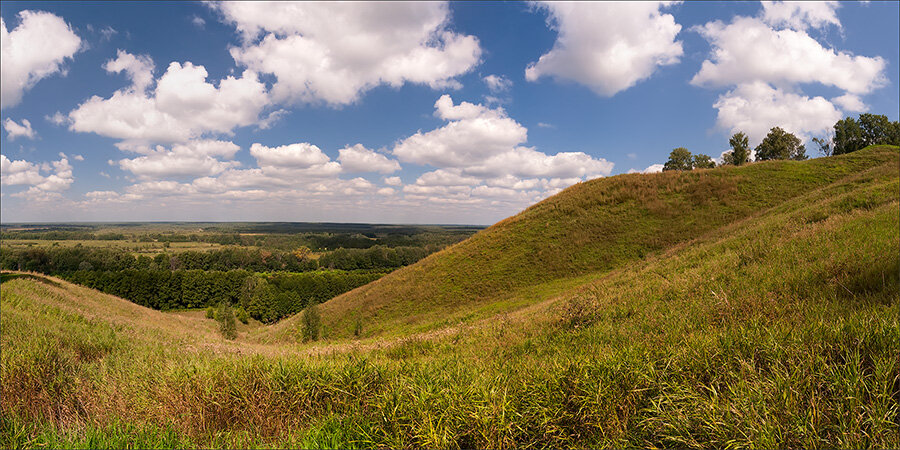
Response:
[2, 147, 897, 448]
[263, 145, 900, 340]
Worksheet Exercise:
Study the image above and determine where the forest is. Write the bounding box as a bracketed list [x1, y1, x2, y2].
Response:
[0, 223, 480, 322]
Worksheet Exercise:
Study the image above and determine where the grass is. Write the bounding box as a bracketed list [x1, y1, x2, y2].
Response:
[267, 145, 899, 340]
[1, 146, 898, 448]
[0, 239, 227, 256]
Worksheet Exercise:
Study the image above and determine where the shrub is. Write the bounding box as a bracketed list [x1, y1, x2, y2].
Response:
[216, 302, 237, 340]
[234, 306, 249, 324]
[300, 304, 321, 342]
[205, 306, 215, 319]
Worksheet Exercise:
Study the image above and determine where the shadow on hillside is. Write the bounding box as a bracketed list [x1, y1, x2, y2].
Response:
[0, 272, 62, 287]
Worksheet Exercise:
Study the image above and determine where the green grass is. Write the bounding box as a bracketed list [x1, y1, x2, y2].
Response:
[267, 145, 899, 340]
[1, 146, 898, 448]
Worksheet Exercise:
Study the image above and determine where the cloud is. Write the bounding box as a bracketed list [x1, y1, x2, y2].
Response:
[394, 95, 611, 179]
[191, 15, 206, 28]
[104, 49, 155, 93]
[1, 153, 73, 194]
[691, 16, 885, 94]
[394, 95, 527, 168]
[69, 52, 269, 144]
[98, 26, 117, 42]
[712, 82, 842, 145]
[483, 74, 512, 92]
[1, 10, 82, 108]
[338, 144, 401, 173]
[692, 8, 888, 144]
[213, 2, 481, 106]
[45, 111, 68, 126]
[392, 95, 612, 205]
[525, 2, 683, 96]
[627, 163, 664, 174]
[3, 118, 36, 140]
[761, 1, 841, 30]
[250, 142, 330, 168]
[832, 93, 867, 113]
[117, 140, 241, 179]
[383, 176, 402, 186]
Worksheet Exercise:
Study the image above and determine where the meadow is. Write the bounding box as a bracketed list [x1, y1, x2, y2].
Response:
[1, 146, 898, 448]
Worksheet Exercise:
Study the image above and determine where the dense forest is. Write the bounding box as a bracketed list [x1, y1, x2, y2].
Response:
[0, 223, 480, 322]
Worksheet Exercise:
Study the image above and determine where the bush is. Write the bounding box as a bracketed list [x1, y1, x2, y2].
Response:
[216, 302, 237, 340]
[205, 306, 216, 319]
[234, 306, 249, 324]
[300, 304, 321, 342]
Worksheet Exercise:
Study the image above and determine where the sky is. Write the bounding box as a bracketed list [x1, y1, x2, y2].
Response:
[1, 1, 898, 225]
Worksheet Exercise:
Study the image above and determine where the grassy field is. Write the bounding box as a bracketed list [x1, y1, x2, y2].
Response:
[1, 146, 898, 448]
[0, 239, 226, 256]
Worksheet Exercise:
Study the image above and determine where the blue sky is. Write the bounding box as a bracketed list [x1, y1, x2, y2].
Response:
[1, 1, 898, 225]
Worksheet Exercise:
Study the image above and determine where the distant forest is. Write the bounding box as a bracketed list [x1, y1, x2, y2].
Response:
[0, 223, 482, 322]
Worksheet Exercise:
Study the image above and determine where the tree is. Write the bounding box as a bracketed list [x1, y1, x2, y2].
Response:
[725, 132, 751, 165]
[692, 153, 716, 169]
[858, 113, 890, 146]
[755, 127, 806, 161]
[832, 114, 900, 155]
[216, 302, 237, 340]
[300, 304, 321, 342]
[662, 147, 693, 171]
[833, 117, 865, 155]
[811, 135, 833, 157]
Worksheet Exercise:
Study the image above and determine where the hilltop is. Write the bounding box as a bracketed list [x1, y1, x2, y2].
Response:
[2, 146, 898, 448]
[261, 145, 900, 340]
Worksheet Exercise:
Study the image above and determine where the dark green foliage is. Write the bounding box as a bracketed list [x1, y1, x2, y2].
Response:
[755, 127, 807, 161]
[723, 131, 750, 165]
[662, 147, 693, 171]
[54, 268, 383, 323]
[301, 304, 321, 342]
[316, 245, 436, 270]
[833, 117, 865, 155]
[833, 113, 900, 155]
[217, 302, 237, 340]
[0, 244, 441, 274]
[692, 154, 716, 169]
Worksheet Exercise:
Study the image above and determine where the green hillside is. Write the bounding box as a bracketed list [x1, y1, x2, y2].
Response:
[2, 146, 898, 448]
[262, 145, 900, 340]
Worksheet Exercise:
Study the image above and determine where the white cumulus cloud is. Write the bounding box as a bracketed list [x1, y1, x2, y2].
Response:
[3, 118, 35, 140]
[712, 82, 842, 145]
[338, 144, 401, 174]
[525, 2, 683, 96]
[761, 1, 841, 30]
[1, 10, 81, 109]
[692, 7, 888, 144]
[691, 16, 885, 94]
[214, 2, 481, 106]
[69, 52, 269, 144]
[117, 140, 241, 179]
[1, 153, 73, 194]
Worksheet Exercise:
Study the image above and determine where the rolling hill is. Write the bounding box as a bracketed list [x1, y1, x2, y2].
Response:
[260, 145, 900, 341]
[2, 146, 898, 448]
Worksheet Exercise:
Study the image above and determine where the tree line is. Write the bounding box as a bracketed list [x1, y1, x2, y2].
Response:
[662, 113, 899, 171]
[61, 269, 385, 323]
[0, 244, 439, 274]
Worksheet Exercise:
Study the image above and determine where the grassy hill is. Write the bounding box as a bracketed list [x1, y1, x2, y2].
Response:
[2, 146, 898, 448]
[261, 145, 900, 340]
